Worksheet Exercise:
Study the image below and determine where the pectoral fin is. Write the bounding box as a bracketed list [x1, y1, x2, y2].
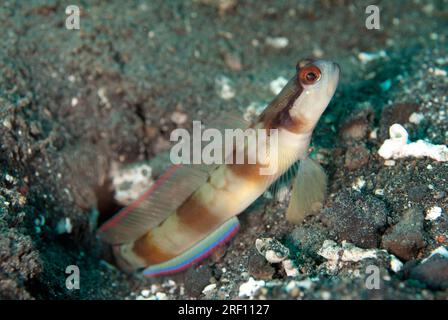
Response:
[286, 157, 327, 224]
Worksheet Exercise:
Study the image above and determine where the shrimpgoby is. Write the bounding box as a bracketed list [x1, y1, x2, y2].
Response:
[98, 59, 340, 277]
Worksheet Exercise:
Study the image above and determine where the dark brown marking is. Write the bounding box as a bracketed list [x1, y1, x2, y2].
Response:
[227, 162, 268, 182]
[133, 231, 177, 264]
[176, 195, 224, 234]
[227, 146, 271, 182]
[258, 61, 319, 134]
[257, 76, 307, 133]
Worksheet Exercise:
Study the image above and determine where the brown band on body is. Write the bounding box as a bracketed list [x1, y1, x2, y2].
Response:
[176, 194, 224, 234]
[227, 161, 268, 183]
[225, 144, 272, 183]
[133, 231, 177, 264]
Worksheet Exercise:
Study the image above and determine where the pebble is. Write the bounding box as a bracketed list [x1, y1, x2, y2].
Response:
[238, 277, 265, 299]
[382, 208, 425, 261]
[56, 217, 72, 234]
[223, 52, 242, 72]
[339, 108, 372, 142]
[5, 174, 15, 183]
[202, 283, 217, 294]
[255, 238, 290, 263]
[324, 190, 388, 248]
[318, 240, 378, 272]
[352, 177, 366, 191]
[215, 76, 236, 100]
[265, 37, 289, 49]
[380, 79, 392, 91]
[357, 50, 387, 63]
[170, 111, 188, 125]
[344, 145, 370, 170]
[409, 254, 448, 290]
[421, 246, 448, 263]
[71, 97, 78, 107]
[3, 118, 12, 130]
[430, 67, 447, 77]
[269, 76, 288, 95]
[390, 255, 404, 272]
[282, 259, 299, 277]
[379, 103, 419, 140]
[184, 265, 213, 298]
[248, 251, 275, 279]
[408, 112, 424, 124]
[321, 291, 331, 300]
[425, 206, 443, 221]
[243, 102, 266, 123]
[110, 162, 153, 206]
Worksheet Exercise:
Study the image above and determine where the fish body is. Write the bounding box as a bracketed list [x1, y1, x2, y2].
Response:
[98, 59, 340, 276]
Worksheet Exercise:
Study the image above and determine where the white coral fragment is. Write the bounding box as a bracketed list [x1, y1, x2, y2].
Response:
[238, 277, 265, 299]
[357, 50, 387, 63]
[269, 76, 288, 95]
[243, 102, 266, 122]
[421, 246, 448, 263]
[378, 124, 448, 162]
[56, 217, 73, 234]
[409, 112, 424, 124]
[390, 255, 403, 273]
[255, 238, 290, 263]
[425, 206, 443, 221]
[318, 240, 377, 272]
[282, 259, 300, 277]
[110, 162, 154, 206]
[215, 75, 236, 100]
[265, 37, 289, 49]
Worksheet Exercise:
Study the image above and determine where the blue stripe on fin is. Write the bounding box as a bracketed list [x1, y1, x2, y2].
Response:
[142, 217, 240, 277]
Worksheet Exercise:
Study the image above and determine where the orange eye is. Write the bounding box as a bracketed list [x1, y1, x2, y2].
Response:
[298, 65, 321, 85]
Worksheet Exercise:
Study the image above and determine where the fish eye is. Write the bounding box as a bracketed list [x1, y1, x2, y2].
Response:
[298, 65, 322, 85]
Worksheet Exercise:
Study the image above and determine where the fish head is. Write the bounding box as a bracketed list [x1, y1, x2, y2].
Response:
[259, 59, 340, 135]
[289, 59, 340, 132]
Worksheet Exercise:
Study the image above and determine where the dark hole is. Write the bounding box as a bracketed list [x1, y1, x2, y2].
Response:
[94, 178, 123, 227]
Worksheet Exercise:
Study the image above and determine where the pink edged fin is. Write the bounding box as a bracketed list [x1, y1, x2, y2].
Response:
[142, 217, 240, 277]
[98, 163, 212, 244]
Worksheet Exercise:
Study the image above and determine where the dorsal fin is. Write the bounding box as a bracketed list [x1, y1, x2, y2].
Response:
[98, 163, 213, 244]
[98, 112, 249, 245]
